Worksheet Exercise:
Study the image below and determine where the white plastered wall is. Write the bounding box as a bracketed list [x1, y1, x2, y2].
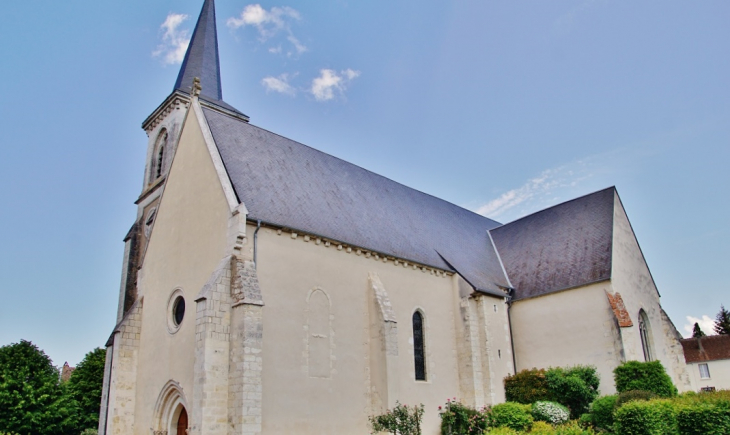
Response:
[131, 106, 231, 435]
[686, 359, 730, 392]
[510, 281, 624, 395]
[254, 228, 463, 435]
[610, 191, 691, 391]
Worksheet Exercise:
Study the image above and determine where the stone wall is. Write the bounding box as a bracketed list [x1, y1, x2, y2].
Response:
[105, 299, 143, 435]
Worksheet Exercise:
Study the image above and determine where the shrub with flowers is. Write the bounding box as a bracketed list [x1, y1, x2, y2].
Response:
[438, 398, 488, 435]
[531, 401, 570, 425]
[369, 401, 424, 435]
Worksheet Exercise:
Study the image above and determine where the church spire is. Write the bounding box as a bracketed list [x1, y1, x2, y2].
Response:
[174, 0, 222, 101]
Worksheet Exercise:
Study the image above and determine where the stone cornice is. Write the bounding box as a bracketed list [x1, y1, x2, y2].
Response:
[251, 220, 454, 278]
[142, 91, 191, 133]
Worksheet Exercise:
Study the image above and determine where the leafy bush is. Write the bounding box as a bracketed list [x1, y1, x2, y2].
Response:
[545, 366, 600, 419]
[79, 430, 98, 435]
[532, 401, 569, 425]
[588, 394, 617, 431]
[504, 366, 600, 419]
[369, 401, 424, 435]
[613, 399, 678, 435]
[486, 427, 520, 434]
[675, 401, 730, 435]
[613, 361, 677, 398]
[505, 369, 551, 404]
[501, 420, 595, 435]
[487, 402, 533, 432]
[438, 399, 487, 435]
[67, 348, 107, 432]
[0, 340, 79, 435]
[615, 389, 657, 409]
[552, 421, 596, 434]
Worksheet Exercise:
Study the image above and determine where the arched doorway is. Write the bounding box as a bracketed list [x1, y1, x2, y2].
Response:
[152, 380, 189, 435]
[176, 408, 188, 435]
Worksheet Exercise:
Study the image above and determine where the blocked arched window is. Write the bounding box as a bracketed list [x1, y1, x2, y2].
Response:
[639, 309, 653, 361]
[412, 311, 426, 381]
[307, 289, 331, 378]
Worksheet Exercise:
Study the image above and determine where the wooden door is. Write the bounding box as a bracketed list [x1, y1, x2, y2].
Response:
[176, 408, 188, 435]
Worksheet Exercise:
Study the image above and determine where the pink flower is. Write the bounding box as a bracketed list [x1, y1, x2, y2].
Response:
[438, 406, 442, 410]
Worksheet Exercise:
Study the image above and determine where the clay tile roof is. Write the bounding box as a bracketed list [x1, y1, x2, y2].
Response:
[681, 334, 730, 363]
[607, 292, 633, 327]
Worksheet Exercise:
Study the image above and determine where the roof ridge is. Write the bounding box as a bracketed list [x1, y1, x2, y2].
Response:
[495, 185, 617, 228]
[201, 107, 503, 227]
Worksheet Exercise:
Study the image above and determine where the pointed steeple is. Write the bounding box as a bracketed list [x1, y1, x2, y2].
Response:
[174, 0, 222, 101]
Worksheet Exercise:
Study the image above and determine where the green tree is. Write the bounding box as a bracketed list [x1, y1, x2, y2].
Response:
[714, 305, 730, 335]
[66, 348, 106, 431]
[0, 340, 77, 435]
[692, 322, 706, 338]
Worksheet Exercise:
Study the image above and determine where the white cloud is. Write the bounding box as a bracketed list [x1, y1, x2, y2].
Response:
[310, 69, 360, 101]
[228, 4, 306, 56]
[287, 35, 308, 55]
[475, 166, 578, 219]
[152, 13, 190, 65]
[261, 74, 296, 96]
[683, 315, 716, 338]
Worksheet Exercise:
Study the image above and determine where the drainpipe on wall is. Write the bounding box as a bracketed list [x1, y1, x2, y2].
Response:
[253, 220, 261, 268]
[506, 288, 518, 376]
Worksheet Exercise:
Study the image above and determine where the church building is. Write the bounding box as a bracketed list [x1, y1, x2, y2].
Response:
[99, 1, 691, 434]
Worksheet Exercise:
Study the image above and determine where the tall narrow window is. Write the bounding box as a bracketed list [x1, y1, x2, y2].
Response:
[151, 129, 168, 182]
[156, 144, 165, 179]
[413, 311, 426, 381]
[639, 310, 653, 362]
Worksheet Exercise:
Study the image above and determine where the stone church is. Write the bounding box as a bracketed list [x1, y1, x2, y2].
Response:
[99, 1, 691, 434]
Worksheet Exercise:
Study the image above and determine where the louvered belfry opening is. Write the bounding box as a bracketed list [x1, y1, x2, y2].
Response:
[413, 311, 426, 381]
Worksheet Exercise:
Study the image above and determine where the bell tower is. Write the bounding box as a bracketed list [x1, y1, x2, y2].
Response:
[116, 0, 247, 323]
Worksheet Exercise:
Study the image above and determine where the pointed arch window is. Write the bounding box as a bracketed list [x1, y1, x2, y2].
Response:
[156, 144, 165, 179]
[413, 311, 426, 381]
[639, 310, 653, 362]
[151, 129, 168, 182]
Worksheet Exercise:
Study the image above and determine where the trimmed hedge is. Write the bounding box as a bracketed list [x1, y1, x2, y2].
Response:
[487, 402, 533, 432]
[676, 401, 730, 435]
[613, 399, 678, 435]
[504, 366, 599, 419]
[505, 369, 551, 404]
[589, 394, 617, 431]
[613, 361, 677, 398]
[545, 366, 600, 418]
[615, 389, 658, 409]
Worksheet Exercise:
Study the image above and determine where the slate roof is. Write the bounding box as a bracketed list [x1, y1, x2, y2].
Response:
[202, 107, 510, 296]
[175, 0, 222, 102]
[489, 187, 615, 301]
[682, 335, 730, 363]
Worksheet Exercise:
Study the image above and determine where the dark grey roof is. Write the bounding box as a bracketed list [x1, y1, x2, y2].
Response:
[175, 0, 223, 102]
[490, 187, 615, 301]
[203, 107, 510, 296]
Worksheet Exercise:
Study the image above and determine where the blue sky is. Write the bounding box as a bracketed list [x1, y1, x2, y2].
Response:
[0, 0, 728, 367]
